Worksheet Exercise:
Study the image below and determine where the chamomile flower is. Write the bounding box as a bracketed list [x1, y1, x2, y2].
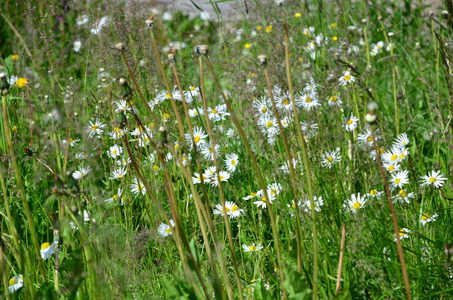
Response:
[328, 95, 342, 106]
[105, 188, 123, 204]
[254, 189, 275, 209]
[90, 16, 110, 35]
[421, 213, 438, 226]
[8, 275, 24, 293]
[213, 201, 244, 219]
[62, 137, 80, 147]
[268, 182, 282, 196]
[252, 96, 271, 116]
[115, 100, 132, 113]
[75, 152, 90, 160]
[224, 153, 239, 173]
[242, 243, 263, 252]
[72, 166, 91, 180]
[347, 193, 367, 212]
[275, 92, 293, 112]
[88, 119, 106, 138]
[73, 40, 82, 52]
[40, 241, 58, 259]
[394, 132, 409, 147]
[303, 195, 324, 212]
[180, 153, 191, 166]
[192, 173, 210, 184]
[116, 157, 131, 166]
[338, 71, 356, 86]
[357, 128, 381, 148]
[185, 126, 208, 149]
[131, 178, 146, 196]
[184, 86, 200, 103]
[396, 228, 410, 241]
[108, 145, 123, 159]
[258, 114, 278, 137]
[157, 219, 175, 238]
[383, 161, 401, 173]
[199, 143, 221, 160]
[420, 170, 448, 189]
[108, 127, 125, 140]
[110, 167, 127, 180]
[383, 247, 391, 261]
[281, 158, 297, 174]
[296, 91, 320, 111]
[368, 189, 384, 198]
[390, 170, 409, 190]
[382, 146, 408, 164]
[321, 149, 341, 168]
[243, 191, 258, 200]
[392, 189, 415, 204]
[343, 114, 359, 131]
[210, 171, 230, 187]
[300, 121, 318, 138]
[76, 14, 89, 26]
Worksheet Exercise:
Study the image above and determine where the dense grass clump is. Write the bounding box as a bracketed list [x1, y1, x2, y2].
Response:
[2, 0, 453, 298]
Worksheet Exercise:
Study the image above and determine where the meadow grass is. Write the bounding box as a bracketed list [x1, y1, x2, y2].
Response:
[1, 0, 453, 298]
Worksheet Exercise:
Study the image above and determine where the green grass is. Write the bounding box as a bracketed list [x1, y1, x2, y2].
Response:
[1, 0, 453, 299]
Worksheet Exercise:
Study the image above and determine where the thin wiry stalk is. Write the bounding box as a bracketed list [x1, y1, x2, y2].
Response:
[199, 56, 244, 299]
[281, 10, 318, 297]
[204, 56, 287, 298]
[2, 95, 47, 282]
[263, 66, 306, 275]
[335, 224, 346, 296]
[370, 125, 412, 300]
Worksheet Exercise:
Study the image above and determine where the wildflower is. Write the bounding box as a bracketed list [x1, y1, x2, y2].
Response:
[108, 145, 123, 159]
[321, 149, 341, 168]
[253, 97, 271, 116]
[338, 71, 356, 86]
[383, 161, 401, 173]
[75, 152, 89, 160]
[357, 128, 381, 148]
[242, 243, 263, 252]
[108, 127, 125, 140]
[243, 191, 258, 200]
[15, 78, 27, 88]
[383, 247, 391, 261]
[225, 153, 239, 173]
[295, 12, 301, 18]
[296, 91, 320, 111]
[421, 213, 438, 226]
[394, 132, 409, 147]
[73, 40, 82, 52]
[62, 137, 80, 147]
[368, 189, 383, 198]
[131, 178, 146, 196]
[268, 183, 282, 195]
[185, 126, 208, 149]
[76, 14, 89, 26]
[157, 220, 175, 238]
[90, 16, 110, 35]
[382, 146, 408, 164]
[347, 193, 367, 212]
[192, 172, 210, 185]
[105, 188, 123, 204]
[110, 167, 127, 180]
[8, 275, 24, 293]
[11, 54, 19, 60]
[88, 119, 106, 138]
[420, 170, 448, 189]
[211, 171, 230, 187]
[390, 170, 409, 190]
[392, 189, 415, 204]
[258, 114, 278, 137]
[396, 228, 410, 240]
[343, 114, 359, 131]
[7, 75, 18, 85]
[328, 95, 342, 106]
[275, 92, 293, 112]
[265, 25, 272, 33]
[162, 12, 172, 21]
[199, 143, 221, 160]
[244, 43, 252, 49]
[303, 196, 324, 212]
[254, 189, 275, 209]
[301, 121, 318, 138]
[281, 158, 297, 174]
[213, 201, 244, 219]
[72, 166, 91, 180]
[40, 241, 58, 259]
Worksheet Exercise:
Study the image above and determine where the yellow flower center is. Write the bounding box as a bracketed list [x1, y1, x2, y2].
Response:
[291, 203, 296, 209]
[391, 154, 398, 161]
[282, 98, 290, 105]
[367, 136, 373, 142]
[198, 175, 206, 181]
[163, 113, 170, 119]
[394, 179, 401, 184]
[153, 165, 159, 172]
[344, 75, 351, 81]
[41, 242, 50, 250]
[165, 93, 171, 98]
[231, 160, 236, 165]
[332, 36, 338, 41]
[113, 194, 119, 199]
[261, 107, 268, 113]
[244, 43, 252, 49]
[266, 121, 273, 128]
[116, 174, 123, 178]
[295, 13, 301, 18]
[399, 229, 407, 236]
[222, 206, 231, 213]
[261, 197, 267, 202]
[165, 228, 172, 233]
[91, 124, 98, 130]
[112, 150, 117, 154]
[370, 189, 377, 195]
[305, 97, 312, 103]
[330, 96, 338, 102]
[249, 245, 257, 251]
[429, 177, 436, 183]
[399, 154, 405, 159]
[388, 165, 395, 171]
[421, 213, 430, 221]
[399, 190, 407, 197]
[194, 136, 200, 143]
[211, 109, 218, 114]
[347, 119, 353, 125]
[327, 156, 333, 162]
[190, 86, 196, 91]
[69, 138, 74, 143]
[353, 202, 361, 210]
[175, 144, 180, 150]
[9, 278, 18, 285]
[15, 78, 28, 88]
[219, 176, 224, 181]
[250, 192, 256, 197]
[231, 205, 239, 212]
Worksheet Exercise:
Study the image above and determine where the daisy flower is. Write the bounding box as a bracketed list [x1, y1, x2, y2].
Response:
[392, 189, 415, 204]
[300, 121, 318, 138]
[110, 167, 127, 180]
[8, 275, 24, 293]
[382, 161, 401, 173]
[321, 149, 341, 169]
[343, 114, 359, 131]
[254, 189, 275, 209]
[338, 71, 356, 86]
[394, 132, 409, 147]
[347, 193, 367, 212]
[62, 137, 80, 147]
[108, 127, 125, 140]
[420, 170, 448, 189]
[90, 16, 110, 35]
[116, 157, 131, 166]
[115, 100, 132, 114]
[368, 189, 384, 198]
[328, 95, 342, 106]
[281, 158, 297, 174]
[192, 173, 210, 185]
[390, 170, 409, 190]
[40, 241, 58, 259]
[88, 119, 106, 138]
[275, 92, 293, 112]
[383, 247, 391, 261]
[396, 228, 410, 241]
[224, 153, 239, 173]
[421, 213, 438, 226]
[303, 196, 324, 212]
[252, 96, 271, 116]
[105, 188, 123, 204]
[73, 40, 82, 52]
[131, 178, 146, 196]
[157, 219, 175, 237]
[357, 128, 381, 148]
[185, 126, 208, 149]
[243, 191, 258, 200]
[210, 171, 230, 187]
[382, 146, 408, 164]
[258, 114, 278, 137]
[199, 143, 221, 160]
[296, 91, 320, 111]
[188, 108, 201, 118]
[268, 182, 282, 196]
[108, 145, 123, 159]
[213, 201, 244, 219]
[72, 166, 91, 180]
[76, 14, 88, 26]
[242, 243, 263, 252]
